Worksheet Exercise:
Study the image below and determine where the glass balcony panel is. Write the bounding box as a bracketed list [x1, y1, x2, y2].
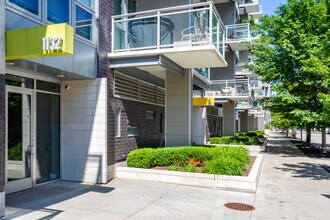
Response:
[226, 24, 250, 42]
[161, 9, 210, 47]
[112, 2, 225, 58]
[207, 79, 250, 98]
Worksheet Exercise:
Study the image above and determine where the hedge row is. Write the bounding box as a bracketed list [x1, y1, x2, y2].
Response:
[210, 130, 264, 145]
[126, 146, 250, 176]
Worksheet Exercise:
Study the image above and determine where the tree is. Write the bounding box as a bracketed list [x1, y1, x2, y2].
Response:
[250, 0, 330, 153]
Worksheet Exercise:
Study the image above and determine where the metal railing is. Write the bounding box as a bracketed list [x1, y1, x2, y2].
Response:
[250, 79, 263, 89]
[225, 23, 251, 42]
[194, 68, 210, 80]
[112, 2, 225, 57]
[237, 100, 258, 109]
[206, 79, 250, 97]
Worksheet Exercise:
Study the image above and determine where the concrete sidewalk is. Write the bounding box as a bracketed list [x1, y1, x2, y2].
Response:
[251, 132, 330, 219]
[3, 133, 330, 220]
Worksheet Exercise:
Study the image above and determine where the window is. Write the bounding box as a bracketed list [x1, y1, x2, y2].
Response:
[115, 108, 121, 137]
[9, 0, 39, 15]
[78, 0, 94, 9]
[146, 111, 155, 120]
[75, 4, 93, 41]
[37, 80, 60, 93]
[5, 74, 34, 89]
[47, 0, 69, 23]
[114, 0, 137, 15]
[127, 127, 139, 137]
[159, 112, 163, 134]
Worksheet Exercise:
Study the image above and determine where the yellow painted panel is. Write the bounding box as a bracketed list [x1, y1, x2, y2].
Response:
[193, 98, 215, 107]
[6, 23, 74, 60]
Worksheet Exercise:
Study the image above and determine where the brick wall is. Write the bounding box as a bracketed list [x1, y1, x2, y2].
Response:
[0, 74, 5, 192]
[97, 0, 165, 165]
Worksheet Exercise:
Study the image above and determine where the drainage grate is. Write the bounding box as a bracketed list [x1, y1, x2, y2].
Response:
[224, 203, 255, 211]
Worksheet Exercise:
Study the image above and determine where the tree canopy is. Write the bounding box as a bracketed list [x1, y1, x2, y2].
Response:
[250, 0, 330, 150]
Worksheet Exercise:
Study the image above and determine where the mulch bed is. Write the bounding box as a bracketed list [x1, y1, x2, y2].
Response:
[151, 156, 256, 177]
[290, 141, 330, 159]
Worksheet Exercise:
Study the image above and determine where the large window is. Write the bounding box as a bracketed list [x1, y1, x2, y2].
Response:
[9, 0, 39, 15]
[75, 4, 93, 41]
[78, 0, 94, 9]
[47, 0, 69, 23]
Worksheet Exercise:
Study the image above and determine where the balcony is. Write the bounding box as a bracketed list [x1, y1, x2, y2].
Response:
[254, 90, 265, 99]
[250, 79, 263, 91]
[237, 100, 258, 109]
[225, 24, 258, 51]
[238, 0, 260, 14]
[109, 2, 227, 69]
[206, 79, 251, 101]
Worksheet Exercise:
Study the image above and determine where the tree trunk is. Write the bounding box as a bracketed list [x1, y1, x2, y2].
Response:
[286, 129, 289, 137]
[300, 128, 303, 142]
[306, 127, 311, 146]
[292, 130, 296, 139]
[321, 127, 327, 154]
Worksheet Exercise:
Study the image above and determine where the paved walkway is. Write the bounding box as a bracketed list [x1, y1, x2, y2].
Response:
[3, 133, 330, 220]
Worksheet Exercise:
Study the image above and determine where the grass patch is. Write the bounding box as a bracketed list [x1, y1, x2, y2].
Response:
[126, 146, 250, 176]
[210, 130, 264, 145]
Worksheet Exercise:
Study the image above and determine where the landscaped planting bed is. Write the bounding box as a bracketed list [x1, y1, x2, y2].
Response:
[126, 146, 251, 176]
[210, 130, 265, 145]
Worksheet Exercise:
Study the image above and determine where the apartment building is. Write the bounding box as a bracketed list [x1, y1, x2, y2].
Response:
[0, 0, 267, 215]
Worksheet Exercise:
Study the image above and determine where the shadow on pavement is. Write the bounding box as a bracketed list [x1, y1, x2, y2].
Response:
[4, 181, 114, 219]
[274, 162, 330, 180]
[321, 194, 330, 200]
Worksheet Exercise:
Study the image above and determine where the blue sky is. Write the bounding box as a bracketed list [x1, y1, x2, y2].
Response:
[259, 0, 288, 15]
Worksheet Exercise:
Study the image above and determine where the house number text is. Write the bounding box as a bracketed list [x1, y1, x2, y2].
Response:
[42, 36, 63, 51]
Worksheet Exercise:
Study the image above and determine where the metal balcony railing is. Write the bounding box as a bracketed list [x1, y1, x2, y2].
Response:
[194, 68, 210, 80]
[225, 23, 251, 42]
[250, 79, 263, 89]
[206, 79, 250, 98]
[112, 2, 225, 57]
[237, 100, 258, 109]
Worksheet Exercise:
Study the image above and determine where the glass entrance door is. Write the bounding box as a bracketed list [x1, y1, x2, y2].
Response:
[6, 89, 34, 193]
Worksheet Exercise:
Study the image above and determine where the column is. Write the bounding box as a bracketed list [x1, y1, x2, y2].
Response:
[240, 110, 248, 132]
[192, 107, 207, 145]
[0, 0, 5, 216]
[166, 70, 192, 146]
[222, 102, 236, 136]
[248, 115, 254, 131]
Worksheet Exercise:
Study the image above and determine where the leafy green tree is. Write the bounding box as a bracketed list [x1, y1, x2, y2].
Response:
[250, 0, 330, 153]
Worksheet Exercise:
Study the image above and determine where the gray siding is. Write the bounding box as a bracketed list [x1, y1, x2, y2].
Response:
[210, 52, 235, 80]
[215, 2, 236, 25]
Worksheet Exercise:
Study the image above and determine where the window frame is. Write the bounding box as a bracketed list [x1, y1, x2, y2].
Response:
[6, 0, 42, 21]
[44, 0, 72, 25]
[115, 107, 121, 138]
[74, 0, 95, 43]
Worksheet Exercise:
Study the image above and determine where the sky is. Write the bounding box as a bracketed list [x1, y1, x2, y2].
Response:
[259, 0, 288, 15]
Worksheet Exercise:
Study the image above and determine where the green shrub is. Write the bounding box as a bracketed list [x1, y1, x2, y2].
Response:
[245, 131, 258, 137]
[184, 164, 196, 173]
[265, 124, 271, 129]
[168, 165, 179, 171]
[203, 157, 245, 176]
[8, 143, 22, 161]
[126, 148, 156, 168]
[126, 146, 250, 176]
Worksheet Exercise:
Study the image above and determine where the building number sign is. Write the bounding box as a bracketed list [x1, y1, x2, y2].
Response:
[42, 36, 63, 51]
